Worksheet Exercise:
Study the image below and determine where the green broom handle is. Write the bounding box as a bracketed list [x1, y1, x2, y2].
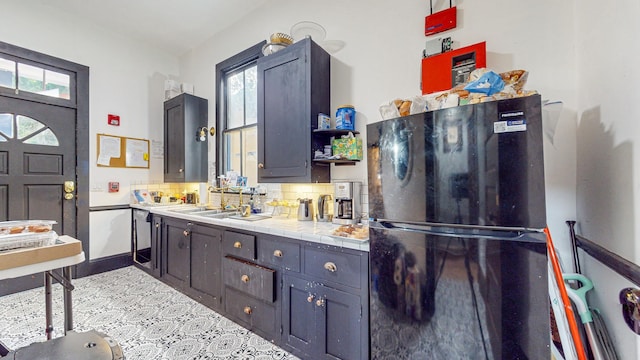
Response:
[563, 273, 594, 323]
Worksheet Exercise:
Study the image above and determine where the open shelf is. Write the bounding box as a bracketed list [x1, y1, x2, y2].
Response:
[313, 159, 359, 166]
[313, 129, 359, 136]
[312, 129, 361, 166]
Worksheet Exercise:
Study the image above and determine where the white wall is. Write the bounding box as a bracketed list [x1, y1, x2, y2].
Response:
[575, 0, 640, 356]
[0, 1, 179, 259]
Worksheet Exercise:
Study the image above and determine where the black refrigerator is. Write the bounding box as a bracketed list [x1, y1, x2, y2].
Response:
[367, 95, 549, 359]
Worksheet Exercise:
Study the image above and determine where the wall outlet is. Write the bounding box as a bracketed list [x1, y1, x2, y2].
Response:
[91, 185, 104, 192]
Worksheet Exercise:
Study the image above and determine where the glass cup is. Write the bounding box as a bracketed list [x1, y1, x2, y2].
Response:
[241, 204, 251, 217]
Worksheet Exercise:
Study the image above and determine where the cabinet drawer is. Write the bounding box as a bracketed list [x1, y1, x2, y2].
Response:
[223, 256, 275, 302]
[225, 287, 277, 336]
[304, 246, 362, 289]
[258, 236, 301, 272]
[223, 231, 256, 260]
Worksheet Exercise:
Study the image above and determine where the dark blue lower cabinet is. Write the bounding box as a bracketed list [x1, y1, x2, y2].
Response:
[160, 217, 223, 311]
[161, 217, 192, 289]
[189, 224, 222, 310]
[225, 286, 278, 339]
[282, 275, 364, 360]
[156, 219, 370, 360]
[318, 284, 362, 360]
[283, 275, 315, 355]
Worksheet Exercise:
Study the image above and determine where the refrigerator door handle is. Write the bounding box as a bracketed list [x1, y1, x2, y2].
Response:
[373, 219, 541, 241]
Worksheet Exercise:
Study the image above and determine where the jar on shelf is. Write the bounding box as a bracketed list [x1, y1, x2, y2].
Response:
[336, 105, 355, 130]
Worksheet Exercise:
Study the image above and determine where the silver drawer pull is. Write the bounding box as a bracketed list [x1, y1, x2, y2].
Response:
[324, 262, 337, 272]
[241, 274, 250, 283]
[234, 241, 242, 249]
[243, 306, 252, 315]
[273, 249, 283, 257]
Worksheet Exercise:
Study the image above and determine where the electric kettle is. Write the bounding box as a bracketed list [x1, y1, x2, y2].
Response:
[316, 194, 332, 222]
[297, 198, 314, 221]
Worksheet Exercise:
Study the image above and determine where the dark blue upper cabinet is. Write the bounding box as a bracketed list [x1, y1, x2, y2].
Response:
[164, 93, 208, 183]
[257, 38, 331, 183]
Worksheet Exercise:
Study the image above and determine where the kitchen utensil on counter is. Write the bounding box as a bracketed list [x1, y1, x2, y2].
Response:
[317, 194, 332, 222]
[297, 198, 314, 221]
[333, 182, 361, 225]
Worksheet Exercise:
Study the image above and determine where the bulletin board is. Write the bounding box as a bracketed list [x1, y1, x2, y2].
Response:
[96, 133, 150, 168]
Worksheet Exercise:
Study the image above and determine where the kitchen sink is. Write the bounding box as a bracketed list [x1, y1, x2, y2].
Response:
[227, 214, 271, 221]
[170, 206, 231, 214]
[167, 206, 271, 220]
[169, 207, 211, 213]
[200, 211, 240, 219]
[171, 205, 223, 213]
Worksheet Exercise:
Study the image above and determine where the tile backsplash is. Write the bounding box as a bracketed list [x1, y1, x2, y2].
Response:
[131, 181, 201, 203]
[131, 181, 369, 220]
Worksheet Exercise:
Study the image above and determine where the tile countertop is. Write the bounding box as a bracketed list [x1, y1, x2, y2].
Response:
[131, 204, 369, 252]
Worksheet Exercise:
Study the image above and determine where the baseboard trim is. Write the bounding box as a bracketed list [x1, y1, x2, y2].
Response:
[77, 253, 133, 277]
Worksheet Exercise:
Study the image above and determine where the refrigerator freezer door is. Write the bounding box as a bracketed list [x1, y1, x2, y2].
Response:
[367, 95, 546, 229]
[369, 224, 549, 359]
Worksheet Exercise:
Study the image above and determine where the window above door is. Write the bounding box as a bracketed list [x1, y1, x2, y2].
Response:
[0, 54, 75, 104]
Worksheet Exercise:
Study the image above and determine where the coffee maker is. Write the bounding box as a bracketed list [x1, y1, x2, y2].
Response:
[333, 181, 362, 225]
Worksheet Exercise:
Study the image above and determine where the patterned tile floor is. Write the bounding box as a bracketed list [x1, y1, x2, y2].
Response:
[0, 266, 300, 360]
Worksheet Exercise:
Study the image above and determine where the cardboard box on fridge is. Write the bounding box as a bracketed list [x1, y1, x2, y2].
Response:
[332, 134, 363, 160]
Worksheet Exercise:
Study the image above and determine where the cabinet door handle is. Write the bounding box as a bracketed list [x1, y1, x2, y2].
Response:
[155, 223, 160, 228]
[183, 229, 190, 237]
[178, 168, 184, 173]
[241, 274, 250, 283]
[258, 163, 264, 169]
[243, 306, 252, 315]
[316, 298, 325, 307]
[324, 262, 337, 272]
[234, 241, 242, 249]
[307, 294, 315, 303]
[273, 249, 283, 257]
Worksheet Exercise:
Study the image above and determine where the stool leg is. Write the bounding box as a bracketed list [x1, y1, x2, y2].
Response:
[62, 266, 73, 334]
[44, 272, 53, 340]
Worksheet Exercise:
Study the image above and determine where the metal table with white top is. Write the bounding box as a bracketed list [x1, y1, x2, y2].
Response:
[0, 235, 85, 343]
[0, 235, 125, 359]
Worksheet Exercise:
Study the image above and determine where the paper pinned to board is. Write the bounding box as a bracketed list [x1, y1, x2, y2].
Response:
[542, 100, 563, 145]
[97, 135, 121, 165]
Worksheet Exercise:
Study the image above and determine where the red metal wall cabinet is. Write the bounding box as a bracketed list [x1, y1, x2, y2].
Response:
[421, 41, 486, 95]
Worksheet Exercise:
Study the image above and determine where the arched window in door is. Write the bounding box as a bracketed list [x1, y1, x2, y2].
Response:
[0, 113, 59, 146]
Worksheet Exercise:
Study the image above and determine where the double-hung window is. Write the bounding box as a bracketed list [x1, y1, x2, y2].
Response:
[215, 42, 265, 186]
